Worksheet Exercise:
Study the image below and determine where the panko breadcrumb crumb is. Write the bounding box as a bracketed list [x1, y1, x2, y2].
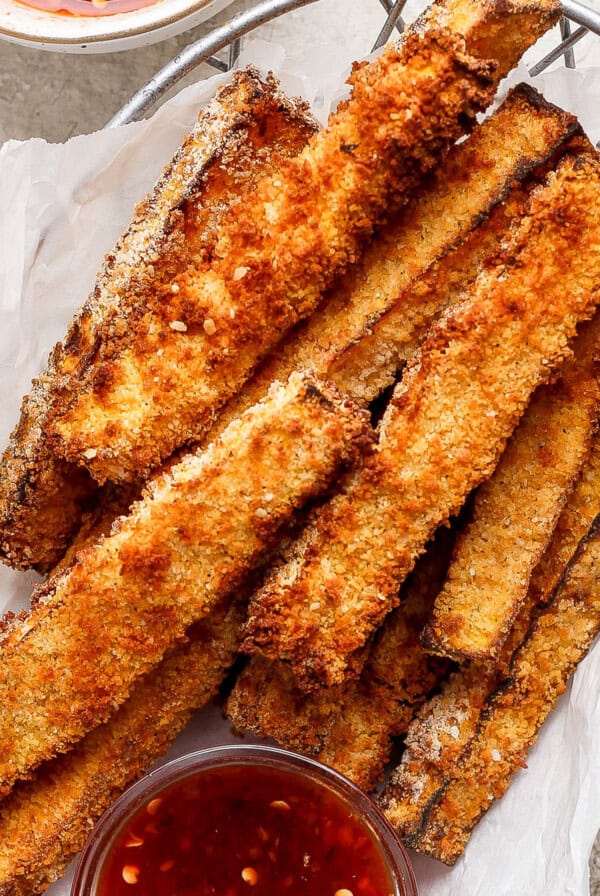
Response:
[0, 70, 317, 573]
[0, 372, 372, 799]
[381, 434, 600, 850]
[48, 14, 510, 483]
[242, 151, 600, 691]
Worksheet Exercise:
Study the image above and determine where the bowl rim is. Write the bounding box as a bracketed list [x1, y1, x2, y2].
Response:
[70, 744, 419, 896]
[0, 0, 231, 48]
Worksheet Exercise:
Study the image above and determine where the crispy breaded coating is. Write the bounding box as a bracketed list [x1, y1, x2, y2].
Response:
[333, 129, 592, 406]
[422, 313, 600, 661]
[382, 663, 500, 842]
[380, 435, 600, 843]
[405, 516, 600, 864]
[0, 484, 241, 896]
[51, 483, 143, 575]
[203, 84, 578, 432]
[529, 434, 600, 603]
[47, 0, 555, 483]
[326, 187, 528, 405]
[0, 602, 242, 896]
[9, 81, 567, 583]
[3, 83, 569, 578]
[228, 529, 454, 791]
[0, 372, 372, 799]
[419, 0, 559, 78]
[242, 151, 600, 690]
[0, 71, 316, 573]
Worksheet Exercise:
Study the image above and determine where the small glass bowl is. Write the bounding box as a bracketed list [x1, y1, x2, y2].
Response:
[71, 744, 418, 896]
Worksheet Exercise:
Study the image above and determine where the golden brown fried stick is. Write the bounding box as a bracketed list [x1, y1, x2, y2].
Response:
[380, 434, 600, 843]
[2, 81, 569, 577]
[528, 437, 600, 603]
[18, 80, 569, 589]
[228, 529, 454, 791]
[0, 603, 242, 896]
[405, 515, 600, 864]
[23, 79, 567, 582]
[0, 70, 317, 573]
[203, 84, 578, 432]
[0, 479, 242, 896]
[422, 313, 600, 661]
[242, 150, 600, 691]
[0, 372, 372, 800]
[50, 484, 142, 575]
[47, 0, 560, 484]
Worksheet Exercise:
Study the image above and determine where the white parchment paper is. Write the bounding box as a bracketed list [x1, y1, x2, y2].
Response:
[1, 33, 600, 896]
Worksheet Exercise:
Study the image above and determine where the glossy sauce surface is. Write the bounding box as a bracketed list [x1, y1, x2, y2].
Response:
[15, 0, 159, 17]
[96, 764, 396, 896]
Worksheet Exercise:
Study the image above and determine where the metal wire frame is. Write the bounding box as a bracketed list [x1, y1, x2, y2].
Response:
[108, 0, 600, 127]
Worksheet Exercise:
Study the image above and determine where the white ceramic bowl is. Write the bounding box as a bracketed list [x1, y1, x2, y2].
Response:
[0, 0, 234, 52]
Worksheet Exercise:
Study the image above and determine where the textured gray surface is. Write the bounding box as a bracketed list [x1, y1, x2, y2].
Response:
[0, 0, 598, 889]
[0, 0, 388, 141]
[0, 0, 253, 142]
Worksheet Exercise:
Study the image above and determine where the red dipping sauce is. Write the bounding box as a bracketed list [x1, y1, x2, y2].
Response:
[16, 0, 159, 17]
[72, 747, 417, 896]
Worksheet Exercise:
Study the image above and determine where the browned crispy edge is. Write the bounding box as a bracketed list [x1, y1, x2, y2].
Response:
[421, 311, 600, 661]
[407, 512, 600, 863]
[380, 433, 600, 846]
[0, 70, 317, 573]
[420, 1, 561, 83]
[228, 527, 455, 791]
[242, 148, 600, 690]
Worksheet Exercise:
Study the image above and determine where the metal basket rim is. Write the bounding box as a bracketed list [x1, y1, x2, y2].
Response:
[107, 0, 600, 128]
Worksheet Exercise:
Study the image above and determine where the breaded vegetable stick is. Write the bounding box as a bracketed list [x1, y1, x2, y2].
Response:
[0, 372, 372, 799]
[406, 516, 600, 864]
[2, 78, 567, 579]
[45, 82, 567, 581]
[228, 529, 454, 791]
[242, 151, 600, 690]
[0, 484, 240, 896]
[382, 663, 498, 843]
[80, 90, 568, 569]
[380, 434, 600, 842]
[529, 436, 600, 603]
[0, 70, 317, 573]
[205, 84, 578, 432]
[422, 314, 600, 661]
[47, 0, 559, 484]
[7, 79, 568, 583]
[0, 603, 242, 896]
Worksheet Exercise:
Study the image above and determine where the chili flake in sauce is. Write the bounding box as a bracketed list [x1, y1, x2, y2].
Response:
[97, 763, 395, 896]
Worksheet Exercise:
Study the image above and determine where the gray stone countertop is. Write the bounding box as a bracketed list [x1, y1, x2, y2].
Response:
[0, 0, 599, 890]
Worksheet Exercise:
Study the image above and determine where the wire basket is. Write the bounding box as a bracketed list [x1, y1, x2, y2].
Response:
[108, 0, 600, 127]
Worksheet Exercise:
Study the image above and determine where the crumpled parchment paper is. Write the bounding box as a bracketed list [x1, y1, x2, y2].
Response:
[1, 31, 599, 896]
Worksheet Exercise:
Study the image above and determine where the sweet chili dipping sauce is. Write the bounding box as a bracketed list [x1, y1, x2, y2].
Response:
[74, 748, 417, 896]
[16, 0, 159, 18]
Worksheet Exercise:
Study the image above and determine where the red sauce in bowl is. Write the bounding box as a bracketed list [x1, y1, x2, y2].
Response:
[96, 764, 395, 896]
[72, 747, 417, 896]
[15, 0, 159, 17]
